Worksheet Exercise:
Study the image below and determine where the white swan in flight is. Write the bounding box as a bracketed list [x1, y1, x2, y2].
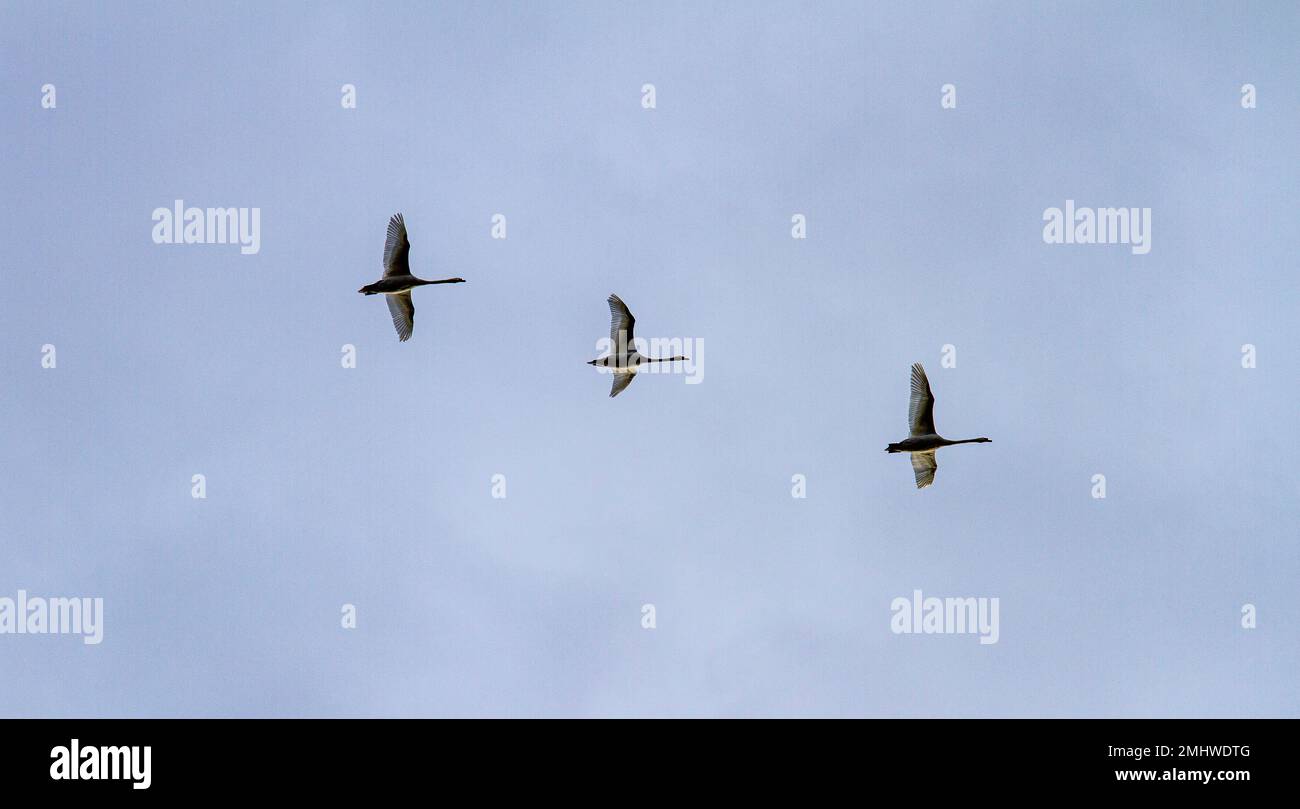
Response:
[587, 294, 688, 398]
[358, 213, 465, 342]
[885, 363, 990, 489]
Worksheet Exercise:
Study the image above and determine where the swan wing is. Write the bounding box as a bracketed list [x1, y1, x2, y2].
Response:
[386, 291, 415, 342]
[909, 362, 936, 437]
[910, 451, 937, 489]
[609, 370, 636, 398]
[383, 213, 412, 278]
[607, 294, 636, 350]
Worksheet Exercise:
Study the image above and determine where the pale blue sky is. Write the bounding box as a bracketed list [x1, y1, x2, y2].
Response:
[1, 1, 1296, 716]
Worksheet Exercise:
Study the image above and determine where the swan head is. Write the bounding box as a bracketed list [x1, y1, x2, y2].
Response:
[975, 437, 991, 443]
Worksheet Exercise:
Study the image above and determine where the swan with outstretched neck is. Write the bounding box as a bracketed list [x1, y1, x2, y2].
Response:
[587, 294, 688, 398]
[358, 213, 465, 342]
[886, 363, 990, 489]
